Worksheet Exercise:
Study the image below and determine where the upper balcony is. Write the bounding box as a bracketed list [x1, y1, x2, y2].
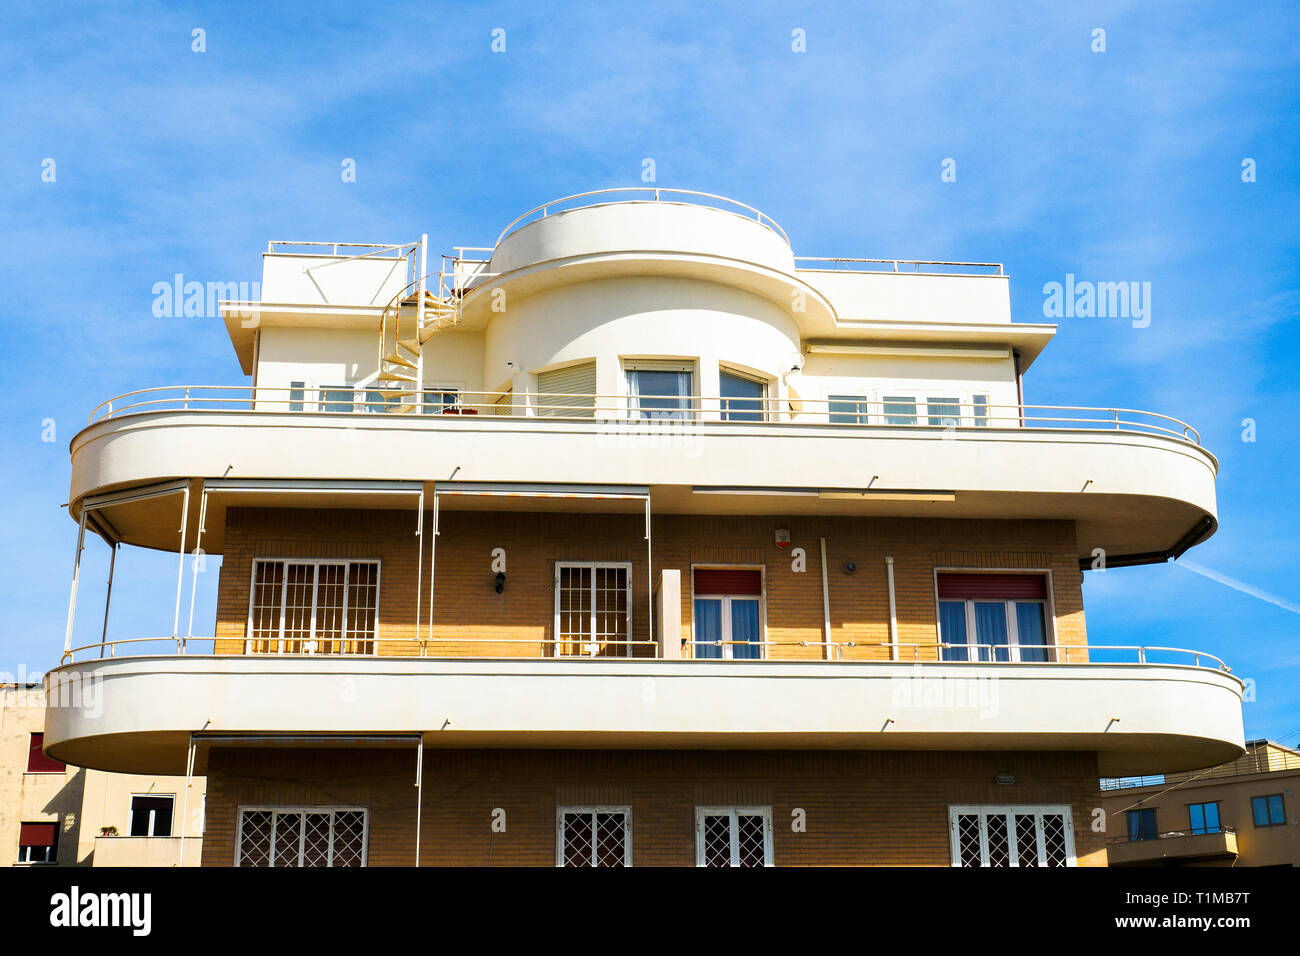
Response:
[69, 386, 1217, 564]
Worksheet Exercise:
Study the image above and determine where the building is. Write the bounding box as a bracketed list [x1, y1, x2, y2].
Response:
[1101, 740, 1300, 866]
[2, 683, 203, 866]
[43, 188, 1244, 867]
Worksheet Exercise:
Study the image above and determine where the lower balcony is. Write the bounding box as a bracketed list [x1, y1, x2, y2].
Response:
[44, 646, 1245, 778]
[1107, 828, 1239, 867]
[92, 834, 202, 867]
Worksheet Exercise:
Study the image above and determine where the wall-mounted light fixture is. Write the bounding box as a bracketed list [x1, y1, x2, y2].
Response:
[495, 572, 506, 594]
[994, 772, 1015, 786]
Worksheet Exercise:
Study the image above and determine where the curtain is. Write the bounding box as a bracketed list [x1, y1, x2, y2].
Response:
[939, 601, 968, 661]
[693, 598, 722, 658]
[1015, 601, 1048, 661]
[973, 601, 1009, 662]
[730, 599, 761, 659]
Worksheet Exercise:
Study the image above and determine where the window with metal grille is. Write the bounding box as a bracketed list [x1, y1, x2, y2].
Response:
[236, 807, 368, 867]
[130, 795, 175, 837]
[537, 361, 597, 418]
[556, 807, 631, 866]
[949, 805, 1075, 867]
[247, 559, 379, 654]
[554, 561, 632, 656]
[26, 733, 65, 773]
[695, 806, 772, 867]
[17, 822, 57, 864]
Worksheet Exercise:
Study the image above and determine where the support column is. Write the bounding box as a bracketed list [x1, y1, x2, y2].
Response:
[426, 491, 439, 657]
[99, 541, 118, 659]
[415, 488, 424, 651]
[185, 487, 209, 651]
[414, 737, 424, 867]
[819, 537, 833, 659]
[178, 733, 197, 867]
[171, 483, 191, 644]
[63, 510, 88, 658]
[645, 496, 653, 654]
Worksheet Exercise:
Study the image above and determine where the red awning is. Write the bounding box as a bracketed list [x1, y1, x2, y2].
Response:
[937, 573, 1048, 600]
[19, 823, 56, 847]
[693, 568, 763, 595]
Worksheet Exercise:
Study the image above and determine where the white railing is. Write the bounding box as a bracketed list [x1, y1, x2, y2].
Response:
[85, 386, 1202, 444]
[494, 188, 791, 247]
[794, 256, 1004, 276]
[61, 635, 1231, 669]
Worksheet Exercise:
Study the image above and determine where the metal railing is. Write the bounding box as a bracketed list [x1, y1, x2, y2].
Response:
[85, 386, 1203, 444]
[1107, 825, 1237, 846]
[61, 635, 1230, 669]
[794, 256, 1005, 277]
[1102, 746, 1300, 789]
[494, 188, 791, 247]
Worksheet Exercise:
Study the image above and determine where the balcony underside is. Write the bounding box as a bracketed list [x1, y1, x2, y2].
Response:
[44, 656, 1244, 777]
[69, 411, 1217, 560]
[1107, 830, 1239, 866]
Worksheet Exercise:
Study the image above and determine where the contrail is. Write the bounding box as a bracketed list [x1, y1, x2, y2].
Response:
[1177, 559, 1300, 615]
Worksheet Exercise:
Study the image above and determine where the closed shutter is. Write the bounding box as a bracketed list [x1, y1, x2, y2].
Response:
[19, 823, 56, 847]
[937, 573, 1048, 600]
[26, 733, 65, 773]
[694, 569, 763, 595]
[537, 361, 596, 418]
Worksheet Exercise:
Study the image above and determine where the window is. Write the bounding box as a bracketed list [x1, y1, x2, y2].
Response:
[364, 385, 397, 413]
[556, 807, 631, 866]
[288, 381, 305, 412]
[972, 393, 990, 427]
[493, 389, 513, 415]
[692, 568, 763, 660]
[1127, 808, 1158, 841]
[696, 807, 772, 867]
[828, 394, 869, 424]
[236, 807, 367, 867]
[26, 733, 65, 773]
[537, 361, 596, 418]
[882, 395, 918, 425]
[1188, 801, 1221, 835]
[130, 795, 175, 837]
[320, 385, 356, 413]
[248, 559, 380, 654]
[1252, 794, 1286, 827]
[719, 369, 767, 422]
[554, 562, 632, 657]
[17, 823, 57, 864]
[422, 386, 463, 414]
[626, 362, 693, 420]
[936, 573, 1052, 662]
[950, 806, 1075, 866]
[927, 396, 961, 427]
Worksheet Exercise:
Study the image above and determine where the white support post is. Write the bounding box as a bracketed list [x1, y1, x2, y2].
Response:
[886, 556, 899, 661]
[819, 537, 833, 659]
[99, 541, 118, 659]
[645, 496, 653, 654]
[414, 737, 424, 867]
[178, 733, 197, 867]
[63, 510, 89, 657]
[415, 234, 427, 412]
[185, 487, 209, 651]
[415, 488, 424, 650]
[172, 484, 191, 645]
[426, 491, 439, 657]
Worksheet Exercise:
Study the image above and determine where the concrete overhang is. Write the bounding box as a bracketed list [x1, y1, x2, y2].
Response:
[43, 656, 1245, 777]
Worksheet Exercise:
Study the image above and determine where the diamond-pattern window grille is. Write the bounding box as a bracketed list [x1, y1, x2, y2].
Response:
[697, 807, 772, 867]
[237, 807, 368, 867]
[558, 808, 630, 867]
[949, 806, 1075, 867]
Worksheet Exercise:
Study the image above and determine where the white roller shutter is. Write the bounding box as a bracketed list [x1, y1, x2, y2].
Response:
[537, 361, 597, 417]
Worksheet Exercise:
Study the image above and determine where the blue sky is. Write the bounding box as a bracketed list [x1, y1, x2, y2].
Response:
[1, 2, 1296, 741]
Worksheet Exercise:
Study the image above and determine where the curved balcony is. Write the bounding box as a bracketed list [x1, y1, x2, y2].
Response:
[69, 386, 1217, 561]
[43, 640, 1245, 777]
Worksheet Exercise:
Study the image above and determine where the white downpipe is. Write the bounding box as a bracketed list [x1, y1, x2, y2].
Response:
[414, 737, 424, 867]
[886, 556, 899, 661]
[178, 733, 197, 867]
[63, 510, 88, 655]
[427, 491, 439, 656]
[415, 488, 424, 650]
[645, 497, 654, 654]
[819, 537, 832, 659]
[172, 484, 191, 643]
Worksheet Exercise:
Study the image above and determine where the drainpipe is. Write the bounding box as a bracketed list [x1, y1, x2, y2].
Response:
[819, 537, 833, 659]
[886, 556, 899, 661]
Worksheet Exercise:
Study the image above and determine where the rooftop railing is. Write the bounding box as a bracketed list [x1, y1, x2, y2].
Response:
[1106, 825, 1237, 846]
[1102, 747, 1300, 789]
[86, 386, 1203, 445]
[793, 256, 1005, 277]
[494, 188, 791, 247]
[60, 636, 1231, 669]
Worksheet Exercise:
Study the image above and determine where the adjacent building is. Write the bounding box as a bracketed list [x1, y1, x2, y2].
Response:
[1102, 739, 1300, 866]
[2, 683, 203, 866]
[43, 189, 1244, 866]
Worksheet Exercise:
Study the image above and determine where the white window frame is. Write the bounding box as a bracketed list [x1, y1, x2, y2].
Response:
[623, 358, 696, 420]
[555, 806, 633, 867]
[948, 804, 1077, 867]
[718, 364, 770, 422]
[933, 567, 1057, 663]
[827, 393, 870, 424]
[421, 383, 463, 414]
[553, 561, 634, 656]
[129, 793, 176, 837]
[833, 390, 1010, 428]
[695, 806, 774, 867]
[689, 564, 767, 661]
[235, 806, 369, 867]
[246, 557, 382, 655]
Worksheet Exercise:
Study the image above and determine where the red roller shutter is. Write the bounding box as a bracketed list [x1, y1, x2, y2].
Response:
[937, 573, 1048, 600]
[18, 823, 56, 847]
[693, 569, 763, 595]
[26, 733, 65, 773]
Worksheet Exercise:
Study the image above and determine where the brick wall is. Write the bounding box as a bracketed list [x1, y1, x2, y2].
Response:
[215, 508, 1087, 660]
[201, 746, 1106, 867]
